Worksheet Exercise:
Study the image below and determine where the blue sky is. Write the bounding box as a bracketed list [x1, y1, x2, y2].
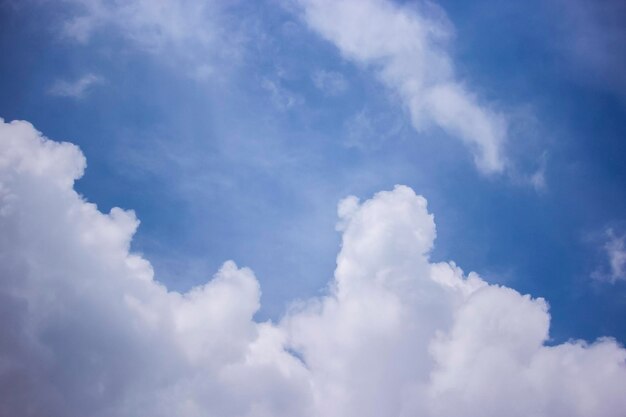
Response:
[2, 0, 626, 342]
[2, 1, 626, 415]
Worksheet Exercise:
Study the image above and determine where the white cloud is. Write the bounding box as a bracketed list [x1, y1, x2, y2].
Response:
[1, 117, 625, 416]
[48, 73, 103, 98]
[296, 0, 508, 174]
[61, 0, 215, 47]
[594, 229, 626, 283]
[56, 0, 242, 79]
[529, 163, 547, 191]
[0, 118, 310, 417]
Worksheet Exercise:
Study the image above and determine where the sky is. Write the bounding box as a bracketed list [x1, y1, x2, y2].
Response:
[0, 0, 626, 416]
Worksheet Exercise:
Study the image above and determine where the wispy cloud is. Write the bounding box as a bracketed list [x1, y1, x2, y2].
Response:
[343, 108, 406, 151]
[56, 0, 243, 80]
[312, 69, 348, 96]
[594, 228, 626, 283]
[1, 117, 625, 416]
[48, 73, 103, 98]
[296, 0, 509, 174]
[555, 0, 626, 98]
[60, 0, 215, 47]
[261, 78, 304, 110]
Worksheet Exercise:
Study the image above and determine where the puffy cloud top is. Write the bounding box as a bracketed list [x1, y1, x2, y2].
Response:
[0, 118, 625, 416]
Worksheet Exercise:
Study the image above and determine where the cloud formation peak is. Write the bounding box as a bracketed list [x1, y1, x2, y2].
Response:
[0, 118, 625, 416]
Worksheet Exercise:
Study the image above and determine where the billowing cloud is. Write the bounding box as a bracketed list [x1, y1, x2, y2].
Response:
[1, 118, 625, 416]
[0, 118, 310, 417]
[296, 0, 508, 174]
[48, 73, 103, 98]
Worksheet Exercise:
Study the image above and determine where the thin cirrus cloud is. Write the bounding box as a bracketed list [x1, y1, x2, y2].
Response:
[1, 117, 624, 416]
[594, 229, 626, 283]
[55, 0, 512, 175]
[296, 0, 509, 174]
[312, 69, 349, 96]
[48, 73, 103, 98]
[60, 0, 217, 47]
[57, 0, 238, 79]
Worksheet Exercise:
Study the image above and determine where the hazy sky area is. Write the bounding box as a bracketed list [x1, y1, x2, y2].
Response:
[1, 0, 626, 416]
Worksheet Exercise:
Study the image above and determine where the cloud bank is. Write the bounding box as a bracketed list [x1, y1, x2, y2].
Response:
[296, 0, 508, 174]
[1, 118, 625, 416]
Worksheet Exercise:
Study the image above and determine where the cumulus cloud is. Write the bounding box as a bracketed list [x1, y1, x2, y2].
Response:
[296, 0, 508, 174]
[48, 73, 103, 98]
[0, 118, 310, 417]
[1, 118, 625, 416]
